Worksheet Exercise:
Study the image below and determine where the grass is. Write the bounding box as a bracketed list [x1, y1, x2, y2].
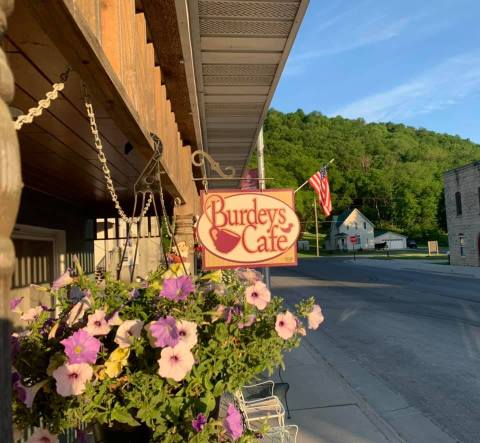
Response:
[297, 235, 447, 260]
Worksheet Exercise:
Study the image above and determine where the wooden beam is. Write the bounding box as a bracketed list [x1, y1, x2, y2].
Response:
[25, 0, 184, 201]
[0, 2, 21, 441]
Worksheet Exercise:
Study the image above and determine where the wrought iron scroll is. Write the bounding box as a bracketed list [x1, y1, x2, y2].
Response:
[191, 150, 236, 179]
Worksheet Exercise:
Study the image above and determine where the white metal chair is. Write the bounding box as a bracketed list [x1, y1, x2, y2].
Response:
[263, 424, 299, 442]
[235, 381, 285, 430]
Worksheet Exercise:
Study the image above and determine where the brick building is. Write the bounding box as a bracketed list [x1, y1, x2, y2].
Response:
[444, 161, 480, 266]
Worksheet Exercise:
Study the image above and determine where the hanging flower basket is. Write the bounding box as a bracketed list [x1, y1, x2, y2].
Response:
[11, 261, 324, 442]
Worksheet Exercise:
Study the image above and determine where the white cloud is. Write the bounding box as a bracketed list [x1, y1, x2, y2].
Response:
[334, 52, 480, 122]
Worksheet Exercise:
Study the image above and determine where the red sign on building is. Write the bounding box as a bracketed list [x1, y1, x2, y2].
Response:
[196, 189, 300, 269]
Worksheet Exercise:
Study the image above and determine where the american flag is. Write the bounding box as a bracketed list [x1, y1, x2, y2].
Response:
[308, 167, 332, 216]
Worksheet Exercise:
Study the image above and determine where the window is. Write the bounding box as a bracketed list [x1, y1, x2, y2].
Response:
[459, 234, 465, 257]
[354, 222, 358, 230]
[363, 222, 367, 229]
[455, 191, 462, 216]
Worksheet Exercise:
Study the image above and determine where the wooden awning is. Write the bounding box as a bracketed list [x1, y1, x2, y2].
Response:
[177, 0, 309, 187]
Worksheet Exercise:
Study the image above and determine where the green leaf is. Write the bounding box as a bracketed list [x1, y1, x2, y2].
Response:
[111, 405, 140, 427]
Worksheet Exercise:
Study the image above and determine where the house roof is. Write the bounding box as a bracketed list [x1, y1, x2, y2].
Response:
[335, 209, 354, 227]
[335, 208, 374, 228]
[374, 230, 407, 239]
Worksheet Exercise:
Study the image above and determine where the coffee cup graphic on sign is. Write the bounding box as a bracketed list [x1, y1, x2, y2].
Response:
[209, 227, 241, 253]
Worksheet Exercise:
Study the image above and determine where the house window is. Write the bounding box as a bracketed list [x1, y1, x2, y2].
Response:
[455, 191, 462, 216]
[459, 234, 465, 257]
[354, 222, 358, 230]
[363, 222, 367, 229]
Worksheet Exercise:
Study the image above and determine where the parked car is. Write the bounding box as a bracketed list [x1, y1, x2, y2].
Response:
[407, 239, 417, 249]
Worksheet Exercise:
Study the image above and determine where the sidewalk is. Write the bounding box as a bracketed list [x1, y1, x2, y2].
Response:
[352, 257, 480, 279]
[276, 341, 402, 443]
[277, 335, 456, 443]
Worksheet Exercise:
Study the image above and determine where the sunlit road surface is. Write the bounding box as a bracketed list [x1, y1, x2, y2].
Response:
[272, 258, 480, 443]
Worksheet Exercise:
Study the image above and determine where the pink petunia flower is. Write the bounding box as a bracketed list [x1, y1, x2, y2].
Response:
[52, 269, 73, 290]
[160, 275, 195, 301]
[66, 293, 92, 326]
[107, 311, 123, 326]
[26, 428, 59, 443]
[223, 403, 243, 441]
[157, 343, 195, 381]
[245, 281, 271, 310]
[212, 304, 226, 322]
[175, 319, 198, 350]
[61, 329, 101, 364]
[238, 314, 256, 330]
[147, 316, 179, 348]
[84, 310, 111, 336]
[237, 268, 262, 284]
[275, 311, 297, 340]
[52, 362, 93, 397]
[20, 306, 44, 322]
[308, 304, 324, 330]
[114, 319, 144, 348]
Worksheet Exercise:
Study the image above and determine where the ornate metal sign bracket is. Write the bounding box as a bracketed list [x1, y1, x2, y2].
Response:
[191, 150, 236, 179]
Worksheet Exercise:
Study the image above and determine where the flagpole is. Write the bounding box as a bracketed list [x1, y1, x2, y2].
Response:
[294, 158, 335, 193]
[257, 127, 271, 290]
[314, 196, 320, 257]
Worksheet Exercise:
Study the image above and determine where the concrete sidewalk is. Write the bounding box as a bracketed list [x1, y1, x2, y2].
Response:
[351, 257, 480, 278]
[276, 341, 402, 443]
[277, 336, 456, 442]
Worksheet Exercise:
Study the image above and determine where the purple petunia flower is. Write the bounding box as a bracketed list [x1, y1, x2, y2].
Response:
[192, 413, 207, 432]
[223, 403, 243, 441]
[9, 297, 23, 312]
[61, 329, 101, 364]
[147, 316, 180, 348]
[129, 288, 141, 300]
[160, 276, 195, 301]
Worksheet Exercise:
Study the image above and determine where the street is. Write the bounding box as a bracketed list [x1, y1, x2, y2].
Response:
[272, 258, 480, 443]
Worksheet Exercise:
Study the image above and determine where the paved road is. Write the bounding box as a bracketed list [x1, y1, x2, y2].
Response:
[272, 258, 480, 443]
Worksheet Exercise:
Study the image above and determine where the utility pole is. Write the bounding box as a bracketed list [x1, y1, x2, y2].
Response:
[314, 197, 319, 256]
[257, 127, 271, 289]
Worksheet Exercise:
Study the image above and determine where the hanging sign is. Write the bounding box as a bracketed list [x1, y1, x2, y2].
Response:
[197, 189, 300, 269]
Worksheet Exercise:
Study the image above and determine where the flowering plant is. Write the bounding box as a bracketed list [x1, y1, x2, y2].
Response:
[11, 263, 323, 442]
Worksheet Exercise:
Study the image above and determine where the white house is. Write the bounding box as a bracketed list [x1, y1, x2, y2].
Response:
[374, 230, 407, 250]
[326, 209, 375, 250]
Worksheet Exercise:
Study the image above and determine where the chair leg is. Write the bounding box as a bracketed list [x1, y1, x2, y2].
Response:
[277, 367, 292, 420]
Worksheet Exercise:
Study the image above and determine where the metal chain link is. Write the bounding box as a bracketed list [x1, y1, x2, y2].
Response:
[82, 84, 152, 225]
[14, 66, 72, 131]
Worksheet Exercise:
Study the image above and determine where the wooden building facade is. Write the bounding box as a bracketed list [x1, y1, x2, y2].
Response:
[0, 1, 308, 439]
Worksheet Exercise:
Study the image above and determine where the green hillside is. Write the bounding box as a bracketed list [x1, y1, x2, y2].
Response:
[260, 109, 480, 239]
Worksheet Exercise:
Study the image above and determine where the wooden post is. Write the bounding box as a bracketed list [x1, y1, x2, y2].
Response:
[0, 1, 22, 441]
[314, 196, 319, 257]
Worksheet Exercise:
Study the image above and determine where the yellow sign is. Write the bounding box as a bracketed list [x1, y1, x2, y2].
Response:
[196, 189, 300, 269]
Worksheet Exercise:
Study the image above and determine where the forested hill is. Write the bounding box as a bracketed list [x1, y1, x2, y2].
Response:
[262, 109, 480, 238]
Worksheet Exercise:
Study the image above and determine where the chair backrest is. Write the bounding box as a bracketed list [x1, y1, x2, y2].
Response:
[241, 380, 275, 402]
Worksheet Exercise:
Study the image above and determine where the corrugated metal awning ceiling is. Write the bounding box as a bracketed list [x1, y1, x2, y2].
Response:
[186, 0, 309, 187]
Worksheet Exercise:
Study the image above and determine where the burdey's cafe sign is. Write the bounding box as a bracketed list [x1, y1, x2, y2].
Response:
[196, 189, 300, 269]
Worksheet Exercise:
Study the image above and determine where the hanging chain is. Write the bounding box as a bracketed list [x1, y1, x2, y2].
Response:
[82, 84, 152, 224]
[14, 66, 72, 131]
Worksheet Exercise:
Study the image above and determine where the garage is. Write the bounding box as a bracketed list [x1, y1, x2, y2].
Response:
[374, 231, 408, 250]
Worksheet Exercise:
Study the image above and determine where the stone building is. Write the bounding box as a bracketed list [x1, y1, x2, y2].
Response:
[444, 161, 480, 266]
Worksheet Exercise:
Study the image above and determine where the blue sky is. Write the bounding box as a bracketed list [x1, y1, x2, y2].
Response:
[271, 0, 480, 143]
